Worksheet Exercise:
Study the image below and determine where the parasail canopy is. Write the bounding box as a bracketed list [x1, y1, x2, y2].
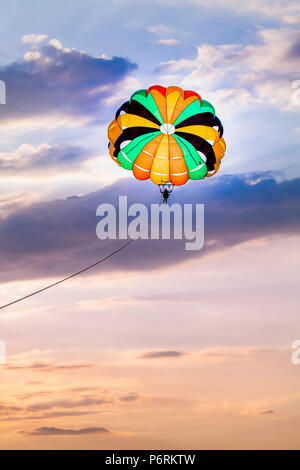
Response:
[108, 85, 226, 186]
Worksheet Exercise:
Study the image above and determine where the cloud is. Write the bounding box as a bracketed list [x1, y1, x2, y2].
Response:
[139, 350, 186, 359]
[259, 409, 275, 415]
[0, 38, 136, 127]
[185, 0, 299, 19]
[156, 39, 179, 46]
[23, 51, 41, 62]
[119, 393, 139, 402]
[0, 193, 37, 218]
[0, 383, 140, 422]
[284, 14, 300, 25]
[48, 38, 63, 50]
[241, 404, 278, 417]
[0, 143, 91, 176]
[192, 347, 277, 364]
[21, 34, 48, 45]
[6, 361, 94, 372]
[157, 27, 300, 110]
[0, 410, 102, 422]
[21, 426, 109, 435]
[230, 0, 299, 18]
[148, 25, 173, 35]
[0, 173, 299, 283]
[0, 403, 23, 414]
[101, 76, 142, 108]
[27, 397, 109, 412]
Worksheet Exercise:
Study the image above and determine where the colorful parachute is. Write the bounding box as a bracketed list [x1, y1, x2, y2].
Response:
[108, 85, 226, 188]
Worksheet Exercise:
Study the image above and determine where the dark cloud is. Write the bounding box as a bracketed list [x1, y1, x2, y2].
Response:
[68, 386, 101, 393]
[27, 397, 109, 412]
[259, 409, 275, 415]
[30, 410, 100, 420]
[288, 39, 300, 59]
[139, 350, 186, 359]
[0, 387, 134, 422]
[6, 361, 94, 371]
[0, 144, 92, 176]
[119, 393, 139, 402]
[0, 42, 136, 124]
[21, 426, 109, 435]
[0, 173, 300, 283]
[0, 410, 99, 422]
[0, 403, 23, 415]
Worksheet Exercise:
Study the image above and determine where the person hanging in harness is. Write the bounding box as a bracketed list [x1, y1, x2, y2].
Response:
[159, 183, 174, 205]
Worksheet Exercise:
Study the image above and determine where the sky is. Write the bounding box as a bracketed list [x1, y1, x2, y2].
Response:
[0, 0, 300, 450]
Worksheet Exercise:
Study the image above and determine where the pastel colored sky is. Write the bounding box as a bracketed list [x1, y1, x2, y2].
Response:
[0, 0, 300, 449]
